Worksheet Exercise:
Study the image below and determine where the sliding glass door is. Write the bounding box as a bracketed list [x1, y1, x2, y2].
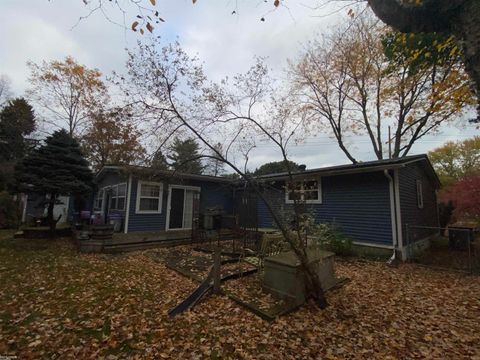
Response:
[167, 186, 200, 230]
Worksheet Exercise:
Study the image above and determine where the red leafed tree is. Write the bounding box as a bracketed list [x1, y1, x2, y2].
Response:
[441, 175, 480, 222]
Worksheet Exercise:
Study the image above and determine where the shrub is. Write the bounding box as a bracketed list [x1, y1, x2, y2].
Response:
[438, 200, 455, 228]
[441, 175, 480, 223]
[310, 222, 353, 256]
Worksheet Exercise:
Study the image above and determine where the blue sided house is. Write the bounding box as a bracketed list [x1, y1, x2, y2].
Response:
[94, 154, 440, 259]
[94, 165, 234, 234]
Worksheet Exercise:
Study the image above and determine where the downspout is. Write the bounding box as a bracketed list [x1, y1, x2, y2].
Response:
[124, 174, 132, 234]
[384, 170, 397, 263]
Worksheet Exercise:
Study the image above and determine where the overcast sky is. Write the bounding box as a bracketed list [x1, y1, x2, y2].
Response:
[0, 0, 478, 171]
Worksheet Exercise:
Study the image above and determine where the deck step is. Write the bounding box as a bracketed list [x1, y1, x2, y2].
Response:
[103, 237, 195, 253]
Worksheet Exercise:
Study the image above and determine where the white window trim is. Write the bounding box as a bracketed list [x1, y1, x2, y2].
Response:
[135, 181, 163, 214]
[124, 175, 132, 234]
[285, 178, 322, 204]
[416, 179, 424, 209]
[109, 183, 127, 211]
[166, 185, 201, 231]
[94, 188, 104, 210]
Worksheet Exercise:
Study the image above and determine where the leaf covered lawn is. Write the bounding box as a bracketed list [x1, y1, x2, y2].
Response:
[0, 233, 479, 359]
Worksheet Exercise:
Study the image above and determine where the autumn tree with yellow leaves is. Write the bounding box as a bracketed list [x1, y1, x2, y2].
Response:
[429, 136, 480, 187]
[71, 0, 480, 120]
[290, 13, 475, 163]
[27, 56, 107, 138]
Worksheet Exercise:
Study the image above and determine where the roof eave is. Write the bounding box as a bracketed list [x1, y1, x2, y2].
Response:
[256, 163, 407, 182]
[96, 165, 234, 184]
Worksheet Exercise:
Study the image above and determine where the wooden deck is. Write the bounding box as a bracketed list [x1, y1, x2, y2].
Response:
[78, 228, 265, 253]
[102, 230, 193, 253]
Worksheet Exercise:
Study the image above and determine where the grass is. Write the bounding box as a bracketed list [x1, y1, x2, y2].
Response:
[1, 229, 479, 359]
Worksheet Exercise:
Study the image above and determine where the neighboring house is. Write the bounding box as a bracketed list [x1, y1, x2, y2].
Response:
[94, 154, 440, 259]
[22, 192, 72, 225]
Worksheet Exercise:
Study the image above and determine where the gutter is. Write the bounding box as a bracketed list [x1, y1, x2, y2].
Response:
[258, 163, 406, 182]
[384, 170, 398, 263]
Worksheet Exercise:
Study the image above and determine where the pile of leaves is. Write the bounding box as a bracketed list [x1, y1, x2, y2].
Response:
[223, 273, 288, 314]
[0, 232, 479, 359]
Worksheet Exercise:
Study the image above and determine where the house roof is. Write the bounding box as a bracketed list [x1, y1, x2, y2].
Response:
[255, 154, 441, 188]
[96, 154, 440, 188]
[96, 165, 234, 184]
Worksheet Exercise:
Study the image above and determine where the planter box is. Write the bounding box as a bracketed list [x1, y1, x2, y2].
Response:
[263, 248, 339, 307]
[77, 225, 114, 253]
[91, 224, 114, 240]
[78, 239, 105, 253]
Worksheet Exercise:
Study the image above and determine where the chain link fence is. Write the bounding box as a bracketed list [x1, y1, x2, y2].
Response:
[405, 224, 480, 274]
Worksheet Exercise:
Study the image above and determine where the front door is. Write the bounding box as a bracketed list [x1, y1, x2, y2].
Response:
[168, 187, 200, 230]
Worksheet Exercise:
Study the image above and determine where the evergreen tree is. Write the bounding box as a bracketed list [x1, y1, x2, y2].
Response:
[168, 137, 204, 174]
[0, 98, 36, 162]
[254, 160, 303, 176]
[0, 98, 36, 191]
[151, 150, 170, 171]
[15, 129, 93, 231]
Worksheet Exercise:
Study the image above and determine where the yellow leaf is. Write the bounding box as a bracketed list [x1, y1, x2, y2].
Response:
[424, 335, 433, 342]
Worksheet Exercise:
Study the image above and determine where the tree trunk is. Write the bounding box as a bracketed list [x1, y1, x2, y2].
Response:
[285, 241, 328, 309]
[47, 193, 56, 233]
[453, 0, 480, 118]
[246, 181, 329, 308]
[301, 258, 328, 309]
[367, 0, 465, 33]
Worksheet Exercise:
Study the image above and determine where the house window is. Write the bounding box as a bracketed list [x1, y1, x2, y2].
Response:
[416, 180, 423, 209]
[136, 181, 163, 213]
[94, 189, 104, 210]
[285, 179, 322, 204]
[110, 183, 127, 210]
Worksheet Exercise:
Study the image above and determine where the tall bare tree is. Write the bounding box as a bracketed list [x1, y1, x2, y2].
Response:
[27, 56, 107, 138]
[70, 0, 480, 119]
[204, 142, 225, 176]
[116, 40, 329, 308]
[290, 13, 475, 162]
[0, 75, 13, 107]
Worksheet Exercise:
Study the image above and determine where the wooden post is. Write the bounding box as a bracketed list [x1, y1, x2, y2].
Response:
[213, 246, 221, 294]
